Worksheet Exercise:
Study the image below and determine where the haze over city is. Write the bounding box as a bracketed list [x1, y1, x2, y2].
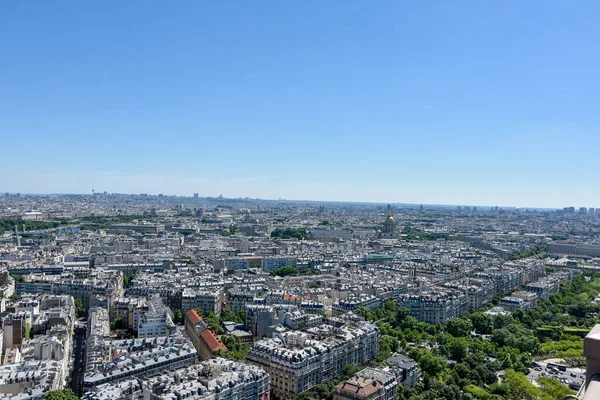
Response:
[2, 1, 600, 208]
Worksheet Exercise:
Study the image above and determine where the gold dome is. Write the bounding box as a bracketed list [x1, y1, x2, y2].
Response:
[385, 211, 395, 222]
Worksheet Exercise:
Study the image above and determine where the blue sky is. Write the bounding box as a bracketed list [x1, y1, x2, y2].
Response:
[1, 1, 599, 208]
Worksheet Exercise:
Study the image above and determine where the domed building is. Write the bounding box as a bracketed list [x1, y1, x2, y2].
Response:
[379, 211, 398, 238]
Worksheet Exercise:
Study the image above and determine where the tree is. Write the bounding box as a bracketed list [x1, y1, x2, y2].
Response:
[444, 337, 469, 362]
[270, 266, 300, 277]
[221, 309, 243, 323]
[197, 310, 224, 334]
[502, 369, 543, 400]
[270, 228, 308, 240]
[446, 318, 473, 337]
[110, 317, 125, 330]
[355, 306, 374, 321]
[396, 307, 411, 326]
[172, 309, 183, 324]
[219, 335, 250, 361]
[470, 312, 494, 334]
[314, 383, 335, 399]
[122, 273, 135, 288]
[75, 297, 85, 318]
[342, 364, 362, 378]
[44, 389, 79, 400]
[410, 349, 446, 378]
[297, 392, 318, 400]
[538, 376, 575, 400]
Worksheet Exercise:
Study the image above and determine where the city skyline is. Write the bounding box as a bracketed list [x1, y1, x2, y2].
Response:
[1, 190, 596, 212]
[2, 1, 600, 208]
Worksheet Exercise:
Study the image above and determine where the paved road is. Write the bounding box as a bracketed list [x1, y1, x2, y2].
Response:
[526, 361, 585, 390]
[70, 326, 87, 396]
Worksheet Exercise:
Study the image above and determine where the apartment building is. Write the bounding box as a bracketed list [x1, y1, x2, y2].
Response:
[83, 332, 196, 390]
[383, 353, 421, 391]
[0, 269, 15, 298]
[181, 288, 224, 315]
[16, 269, 124, 311]
[548, 241, 600, 258]
[262, 256, 297, 272]
[333, 295, 381, 314]
[144, 358, 270, 400]
[397, 291, 467, 324]
[107, 224, 165, 234]
[444, 278, 495, 312]
[134, 294, 175, 338]
[247, 320, 379, 399]
[111, 296, 147, 330]
[498, 291, 538, 312]
[227, 290, 263, 314]
[334, 368, 397, 400]
[83, 358, 270, 400]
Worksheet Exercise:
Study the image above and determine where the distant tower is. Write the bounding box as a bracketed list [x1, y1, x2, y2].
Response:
[14, 225, 21, 247]
[245, 209, 251, 222]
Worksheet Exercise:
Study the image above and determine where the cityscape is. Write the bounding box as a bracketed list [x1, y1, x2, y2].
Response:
[0, 193, 599, 399]
[3, 1, 600, 400]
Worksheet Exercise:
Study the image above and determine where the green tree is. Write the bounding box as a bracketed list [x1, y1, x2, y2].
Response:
[173, 309, 183, 323]
[196, 310, 224, 334]
[270, 228, 309, 240]
[219, 335, 250, 361]
[410, 349, 446, 378]
[446, 318, 473, 337]
[270, 266, 300, 277]
[470, 312, 494, 334]
[444, 337, 469, 362]
[44, 389, 79, 400]
[75, 297, 85, 318]
[538, 376, 575, 399]
[502, 369, 543, 400]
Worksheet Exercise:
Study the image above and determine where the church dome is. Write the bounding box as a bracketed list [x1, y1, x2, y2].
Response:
[385, 211, 395, 222]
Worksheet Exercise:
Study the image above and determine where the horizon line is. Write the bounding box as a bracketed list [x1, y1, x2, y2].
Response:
[0, 191, 567, 211]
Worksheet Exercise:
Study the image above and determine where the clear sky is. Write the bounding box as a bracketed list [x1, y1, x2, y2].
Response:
[1, 1, 599, 208]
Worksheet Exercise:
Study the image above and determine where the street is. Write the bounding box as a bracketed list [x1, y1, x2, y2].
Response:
[527, 361, 585, 391]
[70, 325, 87, 396]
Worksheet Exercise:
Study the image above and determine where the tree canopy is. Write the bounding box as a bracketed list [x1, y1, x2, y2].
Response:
[44, 389, 79, 400]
